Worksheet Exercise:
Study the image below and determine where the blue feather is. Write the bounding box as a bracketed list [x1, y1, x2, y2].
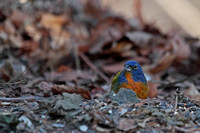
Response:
[118, 60, 147, 84]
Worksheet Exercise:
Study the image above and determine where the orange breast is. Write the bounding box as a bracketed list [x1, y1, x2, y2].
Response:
[119, 72, 149, 99]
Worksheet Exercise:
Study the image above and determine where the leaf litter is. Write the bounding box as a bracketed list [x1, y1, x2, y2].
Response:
[0, 0, 199, 132]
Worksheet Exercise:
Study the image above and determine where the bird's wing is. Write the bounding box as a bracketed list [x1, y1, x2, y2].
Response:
[111, 71, 121, 93]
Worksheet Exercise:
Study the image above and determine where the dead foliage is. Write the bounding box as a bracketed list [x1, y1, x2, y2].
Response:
[0, 0, 199, 132]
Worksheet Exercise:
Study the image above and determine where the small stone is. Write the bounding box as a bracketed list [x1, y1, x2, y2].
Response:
[1, 102, 10, 105]
[109, 88, 141, 104]
[79, 125, 88, 132]
[52, 123, 65, 128]
[108, 110, 112, 114]
[165, 109, 173, 113]
[84, 105, 90, 110]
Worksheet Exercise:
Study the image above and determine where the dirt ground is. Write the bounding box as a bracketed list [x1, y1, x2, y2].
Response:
[0, 0, 200, 132]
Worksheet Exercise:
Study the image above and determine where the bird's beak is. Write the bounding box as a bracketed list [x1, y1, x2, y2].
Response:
[124, 65, 131, 72]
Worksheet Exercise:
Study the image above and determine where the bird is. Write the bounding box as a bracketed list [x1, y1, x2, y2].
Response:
[111, 60, 149, 99]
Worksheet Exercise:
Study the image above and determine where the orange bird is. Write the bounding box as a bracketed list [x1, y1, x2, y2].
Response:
[111, 60, 149, 99]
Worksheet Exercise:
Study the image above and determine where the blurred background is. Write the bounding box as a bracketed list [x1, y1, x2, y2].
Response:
[101, 0, 200, 38]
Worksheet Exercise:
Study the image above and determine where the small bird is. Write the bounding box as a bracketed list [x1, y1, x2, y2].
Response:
[111, 60, 149, 99]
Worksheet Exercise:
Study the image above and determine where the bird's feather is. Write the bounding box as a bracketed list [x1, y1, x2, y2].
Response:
[111, 60, 149, 99]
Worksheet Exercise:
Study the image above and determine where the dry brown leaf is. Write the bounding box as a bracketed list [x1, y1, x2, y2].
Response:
[38, 81, 53, 97]
[51, 85, 91, 100]
[10, 9, 31, 28]
[149, 51, 175, 74]
[148, 81, 158, 98]
[184, 83, 200, 101]
[117, 118, 136, 131]
[56, 65, 72, 73]
[20, 40, 39, 54]
[89, 17, 130, 54]
[40, 13, 70, 49]
[91, 87, 107, 98]
[25, 24, 41, 42]
[170, 35, 190, 61]
[9, 35, 22, 47]
[40, 13, 68, 33]
[4, 20, 16, 35]
[113, 41, 133, 52]
[125, 31, 153, 45]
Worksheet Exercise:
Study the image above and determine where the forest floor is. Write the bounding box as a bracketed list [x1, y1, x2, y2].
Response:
[0, 0, 200, 132]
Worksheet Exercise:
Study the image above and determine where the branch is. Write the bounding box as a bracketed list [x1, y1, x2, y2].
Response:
[79, 52, 110, 83]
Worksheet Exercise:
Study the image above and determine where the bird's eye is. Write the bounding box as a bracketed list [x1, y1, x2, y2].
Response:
[132, 65, 138, 70]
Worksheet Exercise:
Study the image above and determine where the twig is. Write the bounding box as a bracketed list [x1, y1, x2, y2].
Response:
[0, 96, 47, 102]
[79, 52, 110, 83]
[174, 126, 194, 132]
[2, 64, 33, 88]
[74, 45, 81, 71]
[96, 111, 112, 123]
[174, 88, 178, 114]
[0, 80, 27, 85]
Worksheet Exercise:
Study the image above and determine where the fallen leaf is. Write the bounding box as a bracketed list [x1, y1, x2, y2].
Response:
[51, 85, 91, 100]
[9, 35, 23, 48]
[40, 13, 68, 33]
[118, 118, 136, 131]
[184, 83, 200, 101]
[38, 81, 53, 96]
[10, 10, 31, 28]
[4, 20, 15, 35]
[56, 65, 72, 73]
[149, 51, 175, 74]
[91, 87, 107, 98]
[112, 41, 133, 52]
[170, 35, 191, 61]
[148, 81, 158, 98]
[40, 13, 70, 49]
[89, 17, 130, 54]
[125, 31, 153, 45]
[20, 40, 39, 54]
[54, 92, 83, 110]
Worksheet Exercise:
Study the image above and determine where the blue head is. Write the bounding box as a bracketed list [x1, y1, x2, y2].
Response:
[120, 60, 146, 83]
[124, 60, 143, 75]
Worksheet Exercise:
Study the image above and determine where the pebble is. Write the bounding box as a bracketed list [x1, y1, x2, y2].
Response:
[79, 125, 88, 132]
[52, 123, 65, 128]
[108, 110, 112, 114]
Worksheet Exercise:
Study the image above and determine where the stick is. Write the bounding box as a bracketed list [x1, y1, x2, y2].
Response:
[174, 88, 178, 114]
[0, 80, 26, 85]
[0, 96, 47, 102]
[1, 64, 33, 88]
[74, 45, 81, 71]
[79, 52, 110, 83]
